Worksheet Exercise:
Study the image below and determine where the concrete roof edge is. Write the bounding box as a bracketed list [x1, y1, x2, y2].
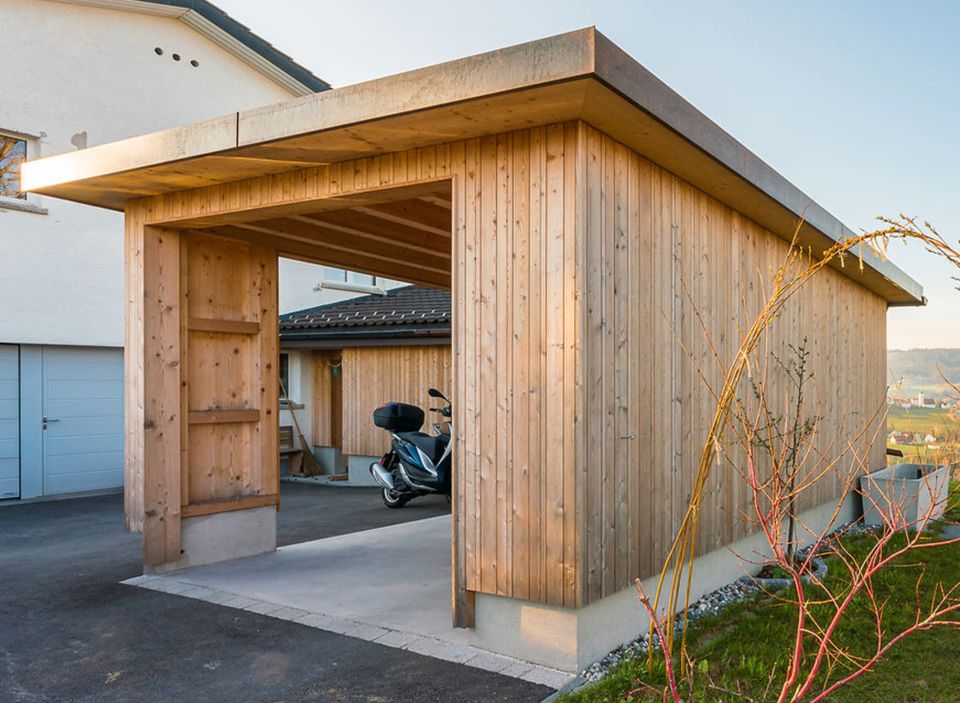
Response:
[590, 30, 924, 305]
[235, 27, 598, 146]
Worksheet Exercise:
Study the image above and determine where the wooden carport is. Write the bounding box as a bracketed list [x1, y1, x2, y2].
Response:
[24, 28, 923, 669]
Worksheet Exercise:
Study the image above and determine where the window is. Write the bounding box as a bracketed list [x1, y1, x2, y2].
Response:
[279, 352, 304, 407]
[347, 270, 375, 287]
[0, 134, 27, 200]
[0, 131, 45, 214]
[322, 266, 376, 287]
[279, 352, 291, 400]
[322, 267, 347, 283]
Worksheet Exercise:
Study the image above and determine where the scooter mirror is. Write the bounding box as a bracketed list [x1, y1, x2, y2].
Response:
[428, 388, 445, 399]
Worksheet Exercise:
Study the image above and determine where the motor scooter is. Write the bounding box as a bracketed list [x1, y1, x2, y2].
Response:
[368, 388, 451, 508]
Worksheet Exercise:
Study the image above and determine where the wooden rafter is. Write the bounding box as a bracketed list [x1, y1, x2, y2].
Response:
[352, 200, 452, 235]
[198, 225, 450, 289]
[237, 218, 449, 274]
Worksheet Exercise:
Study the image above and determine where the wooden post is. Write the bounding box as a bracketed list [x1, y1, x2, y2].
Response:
[140, 223, 183, 566]
[124, 205, 145, 533]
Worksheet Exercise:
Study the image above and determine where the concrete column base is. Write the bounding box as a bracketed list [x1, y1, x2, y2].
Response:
[313, 445, 345, 474]
[346, 454, 381, 486]
[145, 506, 277, 574]
[470, 492, 860, 672]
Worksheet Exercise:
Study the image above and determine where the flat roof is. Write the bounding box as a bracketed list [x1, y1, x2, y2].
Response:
[22, 27, 923, 305]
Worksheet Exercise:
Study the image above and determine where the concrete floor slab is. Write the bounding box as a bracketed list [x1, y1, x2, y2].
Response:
[127, 514, 572, 689]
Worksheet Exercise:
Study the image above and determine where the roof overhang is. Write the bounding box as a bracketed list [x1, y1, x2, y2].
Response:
[22, 27, 923, 305]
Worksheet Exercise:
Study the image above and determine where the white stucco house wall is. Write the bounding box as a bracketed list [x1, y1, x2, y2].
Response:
[0, 0, 388, 500]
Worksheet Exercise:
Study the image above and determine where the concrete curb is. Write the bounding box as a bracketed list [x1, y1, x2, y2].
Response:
[540, 674, 588, 702]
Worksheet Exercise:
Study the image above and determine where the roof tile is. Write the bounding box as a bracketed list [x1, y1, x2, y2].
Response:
[279, 285, 451, 332]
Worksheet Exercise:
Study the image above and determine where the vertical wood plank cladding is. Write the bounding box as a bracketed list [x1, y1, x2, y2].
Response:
[311, 351, 341, 447]
[578, 123, 888, 603]
[451, 124, 581, 607]
[129, 120, 887, 608]
[340, 346, 453, 457]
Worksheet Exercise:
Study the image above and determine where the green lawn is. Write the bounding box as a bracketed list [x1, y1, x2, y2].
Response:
[562, 486, 960, 703]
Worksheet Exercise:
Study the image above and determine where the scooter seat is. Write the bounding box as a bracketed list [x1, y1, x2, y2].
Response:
[397, 431, 448, 464]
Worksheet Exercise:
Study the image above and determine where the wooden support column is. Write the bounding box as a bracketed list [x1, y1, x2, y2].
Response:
[451, 124, 582, 614]
[126, 200, 279, 568]
[125, 208, 184, 565]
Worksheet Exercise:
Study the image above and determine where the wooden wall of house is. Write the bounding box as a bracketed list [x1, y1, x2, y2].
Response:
[311, 350, 341, 447]
[576, 122, 887, 603]
[126, 119, 888, 613]
[333, 345, 453, 457]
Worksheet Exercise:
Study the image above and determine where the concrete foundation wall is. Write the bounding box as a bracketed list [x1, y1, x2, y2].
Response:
[470, 492, 860, 672]
[347, 455, 380, 486]
[146, 506, 277, 574]
[313, 446, 345, 475]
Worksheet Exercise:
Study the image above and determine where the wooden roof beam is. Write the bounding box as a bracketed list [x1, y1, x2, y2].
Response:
[203, 223, 450, 288]
[353, 200, 452, 236]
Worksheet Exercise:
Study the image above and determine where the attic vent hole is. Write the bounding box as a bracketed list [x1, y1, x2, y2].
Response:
[172, 53, 181, 61]
[154, 47, 163, 55]
[190, 59, 199, 67]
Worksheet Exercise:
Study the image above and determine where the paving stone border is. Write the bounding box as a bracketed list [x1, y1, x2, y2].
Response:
[122, 574, 572, 690]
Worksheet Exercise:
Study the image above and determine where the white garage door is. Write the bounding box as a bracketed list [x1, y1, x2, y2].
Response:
[0, 345, 19, 500]
[41, 347, 124, 495]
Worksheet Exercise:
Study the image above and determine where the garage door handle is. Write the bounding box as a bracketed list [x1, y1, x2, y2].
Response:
[43, 417, 60, 423]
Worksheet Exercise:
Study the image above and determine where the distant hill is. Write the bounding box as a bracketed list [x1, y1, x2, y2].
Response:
[887, 348, 960, 400]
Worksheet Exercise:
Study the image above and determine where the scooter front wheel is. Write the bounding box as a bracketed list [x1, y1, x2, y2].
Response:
[382, 487, 411, 509]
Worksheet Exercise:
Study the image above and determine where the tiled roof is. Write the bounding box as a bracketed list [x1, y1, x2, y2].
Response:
[280, 285, 451, 333]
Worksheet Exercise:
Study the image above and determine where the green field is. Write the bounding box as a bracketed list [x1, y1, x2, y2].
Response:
[886, 405, 959, 435]
[886, 405, 960, 466]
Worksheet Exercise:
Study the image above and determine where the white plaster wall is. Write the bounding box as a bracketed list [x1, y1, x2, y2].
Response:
[0, 0, 300, 347]
[278, 257, 408, 314]
[278, 350, 314, 449]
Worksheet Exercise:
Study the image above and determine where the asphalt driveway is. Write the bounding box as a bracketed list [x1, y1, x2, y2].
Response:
[0, 483, 551, 702]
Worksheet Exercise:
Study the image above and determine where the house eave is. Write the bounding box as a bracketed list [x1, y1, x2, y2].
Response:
[280, 326, 451, 350]
[49, 0, 329, 96]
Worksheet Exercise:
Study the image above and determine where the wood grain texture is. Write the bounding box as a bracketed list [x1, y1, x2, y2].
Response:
[453, 125, 582, 607]
[339, 346, 452, 457]
[126, 220, 279, 564]
[140, 224, 182, 565]
[576, 123, 887, 603]
[125, 120, 887, 610]
[124, 205, 147, 533]
[310, 351, 341, 447]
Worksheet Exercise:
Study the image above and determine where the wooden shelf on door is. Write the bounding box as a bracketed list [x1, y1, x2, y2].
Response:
[188, 409, 261, 424]
[187, 317, 261, 335]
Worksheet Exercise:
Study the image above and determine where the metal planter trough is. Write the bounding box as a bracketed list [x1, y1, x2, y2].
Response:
[753, 556, 828, 592]
[859, 463, 951, 530]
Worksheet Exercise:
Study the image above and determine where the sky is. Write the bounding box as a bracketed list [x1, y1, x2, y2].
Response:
[217, 0, 959, 350]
